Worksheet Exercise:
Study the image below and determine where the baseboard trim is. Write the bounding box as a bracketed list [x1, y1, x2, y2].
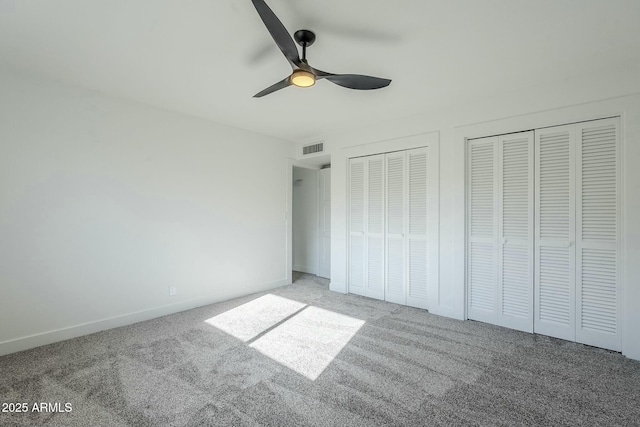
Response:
[428, 306, 465, 320]
[0, 278, 288, 357]
[329, 281, 347, 294]
[293, 264, 318, 275]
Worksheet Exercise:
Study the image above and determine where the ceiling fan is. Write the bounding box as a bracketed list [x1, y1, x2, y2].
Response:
[250, 0, 392, 98]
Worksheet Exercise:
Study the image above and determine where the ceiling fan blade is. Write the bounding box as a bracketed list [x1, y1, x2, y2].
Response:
[251, 0, 301, 67]
[322, 74, 392, 90]
[253, 76, 292, 98]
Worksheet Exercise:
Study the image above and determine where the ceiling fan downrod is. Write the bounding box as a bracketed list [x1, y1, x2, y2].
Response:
[294, 29, 316, 62]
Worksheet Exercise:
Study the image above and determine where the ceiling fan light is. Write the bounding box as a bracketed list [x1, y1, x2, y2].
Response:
[291, 70, 315, 88]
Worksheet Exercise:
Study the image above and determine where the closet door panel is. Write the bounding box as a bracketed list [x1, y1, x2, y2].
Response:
[385, 152, 406, 305]
[467, 137, 498, 324]
[348, 158, 366, 296]
[406, 148, 428, 309]
[498, 132, 534, 332]
[366, 155, 385, 300]
[576, 118, 621, 350]
[534, 125, 576, 341]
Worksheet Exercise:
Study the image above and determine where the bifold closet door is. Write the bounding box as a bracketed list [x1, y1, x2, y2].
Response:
[406, 147, 431, 309]
[366, 155, 385, 300]
[534, 125, 576, 341]
[575, 118, 621, 351]
[348, 155, 385, 300]
[466, 118, 621, 350]
[498, 132, 534, 332]
[534, 118, 621, 350]
[348, 158, 366, 296]
[467, 133, 534, 331]
[384, 148, 433, 308]
[467, 137, 498, 323]
[385, 152, 406, 305]
[349, 146, 438, 308]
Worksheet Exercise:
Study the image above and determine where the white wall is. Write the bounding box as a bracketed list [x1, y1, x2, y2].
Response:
[308, 65, 640, 360]
[292, 166, 318, 274]
[0, 69, 295, 356]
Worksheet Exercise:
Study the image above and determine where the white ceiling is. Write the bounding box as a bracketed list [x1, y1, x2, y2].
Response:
[1, 0, 639, 142]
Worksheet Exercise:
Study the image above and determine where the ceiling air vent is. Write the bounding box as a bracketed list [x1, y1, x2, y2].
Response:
[302, 142, 324, 156]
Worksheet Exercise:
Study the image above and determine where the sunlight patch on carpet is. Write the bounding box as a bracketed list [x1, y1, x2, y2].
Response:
[205, 295, 365, 380]
[204, 294, 306, 342]
[249, 306, 365, 380]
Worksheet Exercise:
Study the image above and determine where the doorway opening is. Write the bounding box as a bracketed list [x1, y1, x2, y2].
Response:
[288, 159, 331, 283]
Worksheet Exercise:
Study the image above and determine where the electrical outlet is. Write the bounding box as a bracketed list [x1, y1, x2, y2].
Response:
[169, 286, 177, 296]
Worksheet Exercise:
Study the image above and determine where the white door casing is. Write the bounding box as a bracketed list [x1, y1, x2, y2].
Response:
[318, 168, 331, 279]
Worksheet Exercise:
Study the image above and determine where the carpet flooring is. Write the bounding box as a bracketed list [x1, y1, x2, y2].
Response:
[1, 272, 639, 426]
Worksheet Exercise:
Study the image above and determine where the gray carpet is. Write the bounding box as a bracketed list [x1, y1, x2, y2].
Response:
[1, 272, 639, 426]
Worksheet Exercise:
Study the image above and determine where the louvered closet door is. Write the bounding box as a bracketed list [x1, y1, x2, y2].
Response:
[534, 125, 576, 342]
[498, 132, 534, 332]
[576, 118, 621, 350]
[348, 158, 366, 296]
[406, 148, 429, 309]
[385, 152, 406, 305]
[365, 155, 385, 300]
[467, 137, 498, 324]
